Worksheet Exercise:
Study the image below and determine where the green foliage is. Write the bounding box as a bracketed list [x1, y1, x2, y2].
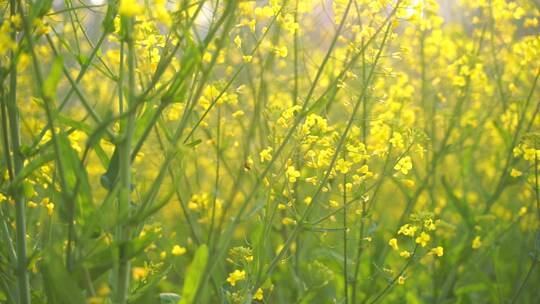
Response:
[0, 1, 539, 304]
[179, 245, 209, 304]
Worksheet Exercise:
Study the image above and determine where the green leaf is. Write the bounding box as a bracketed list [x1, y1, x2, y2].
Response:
[57, 115, 94, 134]
[30, 0, 54, 18]
[85, 111, 114, 167]
[250, 224, 264, 253]
[43, 56, 64, 99]
[130, 189, 174, 225]
[441, 177, 474, 230]
[455, 282, 487, 295]
[160, 293, 181, 304]
[9, 152, 55, 190]
[134, 104, 159, 143]
[77, 54, 90, 66]
[179, 245, 208, 304]
[101, 146, 120, 190]
[162, 36, 200, 104]
[41, 253, 86, 304]
[184, 139, 202, 148]
[56, 133, 94, 220]
[86, 232, 156, 279]
[102, 1, 118, 33]
[129, 267, 174, 303]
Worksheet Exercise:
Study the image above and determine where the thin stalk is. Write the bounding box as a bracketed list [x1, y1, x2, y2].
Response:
[8, 0, 31, 302]
[16, 0, 73, 275]
[207, 106, 221, 245]
[132, 0, 244, 221]
[509, 259, 538, 304]
[258, 19, 395, 292]
[115, 16, 137, 304]
[367, 245, 419, 304]
[293, 0, 299, 105]
[510, 150, 540, 303]
[28, 31, 113, 150]
[0, 91, 14, 181]
[484, 67, 540, 213]
[0, 89, 18, 267]
[370, 28, 489, 295]
[46, 4, 106, 16]
[343, 164, 349, 304]
[351, 25, 367, 303]
[205, 1, 368, 292]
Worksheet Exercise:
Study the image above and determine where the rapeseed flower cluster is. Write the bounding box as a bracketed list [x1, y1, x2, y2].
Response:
[0, 0, 539, 303]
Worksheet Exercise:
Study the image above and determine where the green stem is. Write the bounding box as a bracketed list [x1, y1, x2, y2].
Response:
[207, 107, 221, 245]
[258, 18, 395, 291]
[8, 0, 31, 302]
[0, 87, 18, 269]
[343, 164, 349, 304]
[510, 260, 537, 304]
[484, 67, 540, 213]
[368, 245, 419, 304]
[510, 148, 540, 303]
[116, 16, 137, 304]
[16, 0, 73, 275]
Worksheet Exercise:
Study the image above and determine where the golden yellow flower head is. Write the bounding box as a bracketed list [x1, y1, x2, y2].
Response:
[171, 245, 187, 256]
[253, 288, 264, 300]
[119, 0, 143, 17]
[226, 269, 246, 286]
[430, 246, 444, 257]
[472, 236, 482, 250]
[415, 232, 431, 247]
[388, 238, 399, 251]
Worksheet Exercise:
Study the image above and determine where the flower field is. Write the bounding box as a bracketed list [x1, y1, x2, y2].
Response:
[0, 0, 539, 303]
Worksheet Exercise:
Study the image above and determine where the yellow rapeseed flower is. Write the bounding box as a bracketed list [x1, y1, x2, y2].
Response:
[119, 0, 143, 17]
[282, 217, 296, 226]
[253, 288, 264, 300]
[226, 269, 246, 286]
[510, 168, 522, 177]
[430, 246, 444, 257]
[45, 202, 55, 216]
[274, 45, 288, 58]
[336, 158, 352, 174]
[388, 238, 399, 251]
[399, 250, 411, 258]
[415, 232, 430, 247]
[171, 245, 186, 256]
[234, 35, 242, 48]
[260, 147, 273, 162]
[132, 267, 148, 281]
[472, 236, 482, 249]
[424, 219, 436, 231]
[286, 165, 300, 183]
[398, 224, 417, 237]
[394, 156, 413, 175]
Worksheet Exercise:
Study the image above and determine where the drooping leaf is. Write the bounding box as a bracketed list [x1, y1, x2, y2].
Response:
[56, 132, 94, 222]
[179, 244, 208, 304]
[9, 152, 55, 190]
[102, 0, 118, 33]
[43, 56, 64, 99]
[159, 293, 181, 304]
[41, 253, 86, 304]
[85, 231, 157, 279]
[100, 146, 120, 190]
[441, 177, 474, 230]
[30, 0, 54, 18]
